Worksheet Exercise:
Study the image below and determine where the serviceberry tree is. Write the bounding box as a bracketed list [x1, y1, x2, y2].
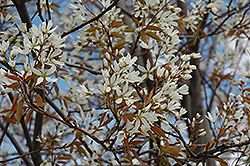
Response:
[0, 0, 250, 165]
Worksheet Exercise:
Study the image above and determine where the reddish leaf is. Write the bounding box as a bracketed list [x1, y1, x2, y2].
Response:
[123, 28, 135, 32]
[5, 82, 19, 89]
[140, 31, 148, 43]
[49, 5, 60, 14]
[111, 32, 125, 39]
[26, 109, 34, 125]
[85, 27, 100, 32]
[146, 31, 162, 41]
[148, 87, 154, 101]
[99, 112, 107, 125]
[132, 17, 139, 25]
[51, 2, 60, 7]
[54, 83, 59, 96]
[148, 131, 157, 144]
[130, 148, 144, 163]
[197, 29, 208, 40]
[205, 140, 214, 151]
[25, 74, 36, 82]
[2, 115, 17, 124]
[151, 125, 166, 138]
[130, 140, 145, 146]
[74, 141, 87, 156]
[113, 41, 128, 50]
[213, 158, 228, 166]
[122, 114, 128, 123]
[146, 25, 163, 31]
[109, 21, 124, 28]
[0, 109, 11, 114]
[5, 74, 21, 81]
[58, 156, 71, 160]
[101, 117, 113, 126]
[162, 147, 182, 157]
[12, 93, 19, 109]
[35, 94, 46, 107]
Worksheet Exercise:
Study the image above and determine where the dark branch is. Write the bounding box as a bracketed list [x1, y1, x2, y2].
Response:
[61, 0, 120, 38]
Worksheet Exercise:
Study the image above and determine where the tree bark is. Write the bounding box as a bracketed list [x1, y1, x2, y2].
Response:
[177, 0, 215, 165]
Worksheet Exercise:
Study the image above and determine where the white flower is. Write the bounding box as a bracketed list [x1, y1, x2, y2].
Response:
[206, 111, 217, 123]
[177, 123, 187, 132]
[178, 84, 189, 95]
[32, 64, 58, 85]
[137, 59, 155, 81]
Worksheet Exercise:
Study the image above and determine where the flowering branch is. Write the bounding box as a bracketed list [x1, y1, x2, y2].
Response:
[61, 0, 120, 38]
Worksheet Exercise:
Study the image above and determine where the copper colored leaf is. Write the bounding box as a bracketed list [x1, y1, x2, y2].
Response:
[51, 2, 60, 7]
[16, 101, 23, 123]
[58, 156, 72, 160]
[85, 27, 100, 32]
[242, 96, 250, 104]
[148, 87, 154, 101]
[146, 25, 163, 31]
[113, 41, 128, 50]
[109, 21, 124, 28]
[0, 109, 11, 114]
[198, 29, 208, 40]
[130, 140, 145, 146]
[132, 17, 139, 25]
[162, 147, 182, 157]
[6, 82, 19, 89]
[130, 148, 144, 163]
[35, 94, 46, 107]
[125, 113, 134, 122]
[111, 32, 125, 39]
[75, 143, 87, 156]
[99, 112, 107, 125]
[244, 88, 250, 92]
[26, 109, 34, 125]
[140, 31, 148, 43]
[205, 140, 214, 151]
[142, 14, 146, 27]
[123, 28, 135, 32]
[2, 115, 17, 124]
[101, 117, 113, 126]
[54, 83, 59, 96]
[12, 93, 19, 109]
[213, 158, 228, 166]
[148, 131, 157, 144]
[151, 125, 166, 138]
[25, 74, 36, 82]
[63, 99, 68, 110]
[49, 5, 60, 14]
[146, 31, 162, 41]
[7, 104, 17, 116]
[122, 114, 128, 123]
[190, 144, 197, 152]
[57, 161, 67, 164]
[5, 74, 21, 81]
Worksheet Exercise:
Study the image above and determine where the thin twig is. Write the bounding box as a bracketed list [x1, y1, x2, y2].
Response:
[0, 121, 33, 166]
[61, 0, 120, 38]
[65, 62, 101, 75]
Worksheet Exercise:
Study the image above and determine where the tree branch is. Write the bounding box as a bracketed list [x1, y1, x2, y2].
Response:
[61, 0, 120, 38]
[0, 121, 33, 166]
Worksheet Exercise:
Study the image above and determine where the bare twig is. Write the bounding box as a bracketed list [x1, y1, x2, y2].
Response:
[0, 121, 33, 166]
[65, 62, 101, 75]
[36, 0, 45, 22]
